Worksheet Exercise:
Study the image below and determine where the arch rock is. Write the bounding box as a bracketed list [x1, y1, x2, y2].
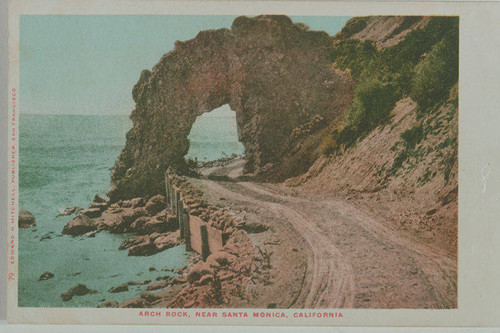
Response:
[109, 15, 354, 202]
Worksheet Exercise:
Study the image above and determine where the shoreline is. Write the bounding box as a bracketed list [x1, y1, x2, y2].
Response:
[58, 155, 259, 309]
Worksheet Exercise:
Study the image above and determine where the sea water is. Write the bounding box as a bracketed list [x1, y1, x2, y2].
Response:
[19, 111, 244, 308]
[186, 105, 245, 161]
[18, 114, 185, 308]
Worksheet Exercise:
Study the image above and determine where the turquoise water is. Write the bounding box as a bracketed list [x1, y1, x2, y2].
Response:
[186, 105, 245, 161]
[19, 114, 190, 308]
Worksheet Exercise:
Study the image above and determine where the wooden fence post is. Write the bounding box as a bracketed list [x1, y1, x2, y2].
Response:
[200, 225, 209, 261]
[179, 203, 185, 239]
[184, 212, 191, 251]
[175, 191, 181, 229]
[165, 175, 170, 205]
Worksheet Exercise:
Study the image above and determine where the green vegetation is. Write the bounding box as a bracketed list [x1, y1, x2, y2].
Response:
[322, 16, 458, 155]
[389, 124, 424, 173]
[400, 125, 424, 150]
[410, 36, 459, 108]
[344, 77, 399, 131]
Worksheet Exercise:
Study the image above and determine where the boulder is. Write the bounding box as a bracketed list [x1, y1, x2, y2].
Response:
[119, 298, 149, 308]
[129, 216, 171, 235]
[83, 230, 98, 238]
[154, 209, 168, 221]
[97, 300, 119, 308]
[82, 207, 102, 218]
[62, 215, 97, 236]
[19, 208, 36, 228]
[186, 262, 213, 284]
[108, 208, 148, 234]
[149, 232, 162, 241]
[120, 199, 133, 208]
[199, 274, 214, 286]
[145, 195, 165, 216]
[155, 275, 173, 282]
[39, 233, 53, 241]
[140, 291, 163, 302]
[207, 251, 237, 268]
[119, 235, 150, 250]
[128, 279, 151, 286]
[240, 221, 269, 233]
[38, 272, 54, 281]
[57, 206, 83, 217]
[89, 201, 108, 212]
[129, 216, 152, 234]
[96, 214, 122, 231]
[93, 194, 108, 204]
[146, 281, 169, 291]
[128, 240, 159, 256]
[154, 231, 181, 251]
[129, 197, 145, 208]
[123, 208, 148, 224]
[108, 283, 129, 293]
[61, 284, 97, 301]
[142, 219, 168, 235]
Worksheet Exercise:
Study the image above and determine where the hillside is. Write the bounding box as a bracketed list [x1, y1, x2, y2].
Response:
[290, 16, 458, 255]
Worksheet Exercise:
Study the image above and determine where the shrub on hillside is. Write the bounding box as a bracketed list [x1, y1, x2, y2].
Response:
[345, 77, 399, 132]
[400, 125, 424, 150]
[322, 16, 458, 156]
[410, 35, 459, 108]
[330, 39, 377, 80]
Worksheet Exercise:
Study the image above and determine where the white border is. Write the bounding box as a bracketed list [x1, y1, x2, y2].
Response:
[6, 0, 500, 327]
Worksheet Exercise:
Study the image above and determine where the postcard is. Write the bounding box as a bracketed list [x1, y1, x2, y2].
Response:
[6, 0, 500, 327]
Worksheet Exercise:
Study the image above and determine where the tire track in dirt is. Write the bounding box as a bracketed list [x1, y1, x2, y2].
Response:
[199, 179, 355, 308]
[195, 174, 456, 308]
[240, 182, 457, 308]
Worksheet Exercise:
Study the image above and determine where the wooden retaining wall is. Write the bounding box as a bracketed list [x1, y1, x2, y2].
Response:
[165, 173, 224, 260]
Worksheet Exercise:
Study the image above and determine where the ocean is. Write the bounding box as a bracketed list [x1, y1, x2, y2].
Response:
[18, 111, 243, 307]
[186, 105, 245, 161]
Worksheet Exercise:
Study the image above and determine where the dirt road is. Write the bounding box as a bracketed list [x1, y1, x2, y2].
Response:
[190, 161, 457, 309]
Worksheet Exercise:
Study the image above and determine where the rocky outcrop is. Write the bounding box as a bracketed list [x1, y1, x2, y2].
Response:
[145, 195, 165, 215]
[109, 15, 353, 201]
[119, 231, 182, 256]
[97, 300, 119, 308]
[335, 16, 431, 48]
[19, 208, 36, 228]
[57, 206, 83, 217]
[109, 283, 129, 293]
[38, 272, 54, 281]
[62, 215, 97, 236]
[119, 298, 150, 308]
[61, 284, 98, 301]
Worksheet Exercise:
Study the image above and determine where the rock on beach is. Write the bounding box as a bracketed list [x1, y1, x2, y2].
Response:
[38, 272, 54, 281]
[19, 208, 36, 228]
[62, 215, 97, 236]
[61, 284, 98, 301]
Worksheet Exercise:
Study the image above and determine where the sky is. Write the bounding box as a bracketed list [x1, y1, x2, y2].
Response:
[20, 15, 350, 116]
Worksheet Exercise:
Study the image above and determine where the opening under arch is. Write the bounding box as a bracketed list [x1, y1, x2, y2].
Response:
[186, 105, 245, 162]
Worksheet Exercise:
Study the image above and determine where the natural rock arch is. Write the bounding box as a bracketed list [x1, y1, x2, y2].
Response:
[108, 15, 354, 202]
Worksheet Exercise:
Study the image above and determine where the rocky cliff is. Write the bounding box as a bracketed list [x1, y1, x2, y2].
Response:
[109, 15, 353, 201]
